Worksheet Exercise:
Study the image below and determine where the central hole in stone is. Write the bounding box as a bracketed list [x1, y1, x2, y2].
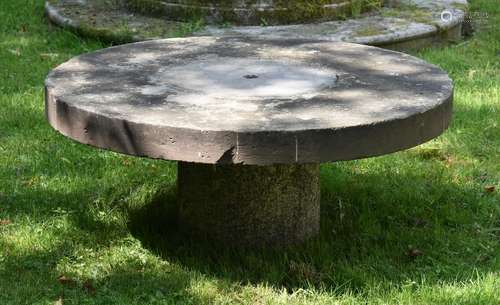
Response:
[244, 74, 259, 79]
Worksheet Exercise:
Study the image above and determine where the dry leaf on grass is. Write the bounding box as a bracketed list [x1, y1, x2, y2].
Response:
[0, 219, 12, 226]
[40, 53, 60, 60]
[57, 275, 76, 286]
[407, 247, 423, 258]
[484, 185, 496, 193]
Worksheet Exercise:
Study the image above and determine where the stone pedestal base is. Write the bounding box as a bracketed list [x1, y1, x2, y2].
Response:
[177, 162, 320, 248]
[126, 0, 380, 25]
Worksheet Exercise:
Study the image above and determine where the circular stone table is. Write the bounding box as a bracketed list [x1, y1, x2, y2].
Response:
[45, 37, 453, 248]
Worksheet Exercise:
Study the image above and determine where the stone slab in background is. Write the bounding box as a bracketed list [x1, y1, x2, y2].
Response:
[45, 0, 468, 50]
[45, 0, 188, 43]
[197, 0, 467, 50]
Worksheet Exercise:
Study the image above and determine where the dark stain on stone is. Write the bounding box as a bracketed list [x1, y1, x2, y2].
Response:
[243, 74, 259, 79]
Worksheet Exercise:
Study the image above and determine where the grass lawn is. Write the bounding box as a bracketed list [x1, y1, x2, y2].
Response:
[0, 0, 499, 304]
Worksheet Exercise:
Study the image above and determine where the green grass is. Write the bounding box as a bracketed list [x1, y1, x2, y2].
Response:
[1, 0, 499, 304]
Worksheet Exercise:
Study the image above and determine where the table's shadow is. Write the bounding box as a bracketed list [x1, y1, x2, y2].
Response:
[127, 164, 494, 293]
[2, 93, 495, 298]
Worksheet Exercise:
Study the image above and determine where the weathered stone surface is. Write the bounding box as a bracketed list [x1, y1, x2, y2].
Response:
[125, 0, 372, 25]
[45, 0, 468, 50]
[197, 1, 467, 49]
[177, 162, 320, 247]
[46, 37, 453, 165]
[44, 0, 186, 42]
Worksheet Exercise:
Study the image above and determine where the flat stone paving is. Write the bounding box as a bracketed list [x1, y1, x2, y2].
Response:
[45, 0, 468, 49]
[45, 37, 453, 165]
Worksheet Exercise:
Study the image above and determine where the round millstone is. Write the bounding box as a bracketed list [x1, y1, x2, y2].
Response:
[45, 37, 453, 166]
[46, 0, 468, 49]
[125, 0, 379, 25]
[177, 162, 320, 247]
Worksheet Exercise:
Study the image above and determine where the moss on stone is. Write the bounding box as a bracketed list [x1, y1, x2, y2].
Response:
[126, 0, 383, 25]
[381, 3, 434, 25]
[50, 0, 195, 43]
[355, 24, 386, 36]
[126, 0, 166, 17]
[78, 23, 134, 43]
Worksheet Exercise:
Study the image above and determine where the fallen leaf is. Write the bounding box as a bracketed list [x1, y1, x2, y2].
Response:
[40, 53, 60, 60]
[0, 219, 12, 226]
[83, 280, 96, 295]
[484, 185, 496, 193]
[53, 297, 63, 305]
[407, 247, 423, 258]
[57, 275, 75, 286]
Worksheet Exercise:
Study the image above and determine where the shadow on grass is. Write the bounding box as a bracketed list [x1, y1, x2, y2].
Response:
[0, 237, 209, 304]
[127, 163, 497, 293]
[2, 85, 497, 300]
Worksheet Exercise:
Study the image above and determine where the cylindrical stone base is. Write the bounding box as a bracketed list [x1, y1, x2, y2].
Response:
[177, 162, 320, 248]
[126, 0, 381, 26]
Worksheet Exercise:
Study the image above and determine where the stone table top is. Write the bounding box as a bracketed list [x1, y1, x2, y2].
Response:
[45, 37, 453, 165]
